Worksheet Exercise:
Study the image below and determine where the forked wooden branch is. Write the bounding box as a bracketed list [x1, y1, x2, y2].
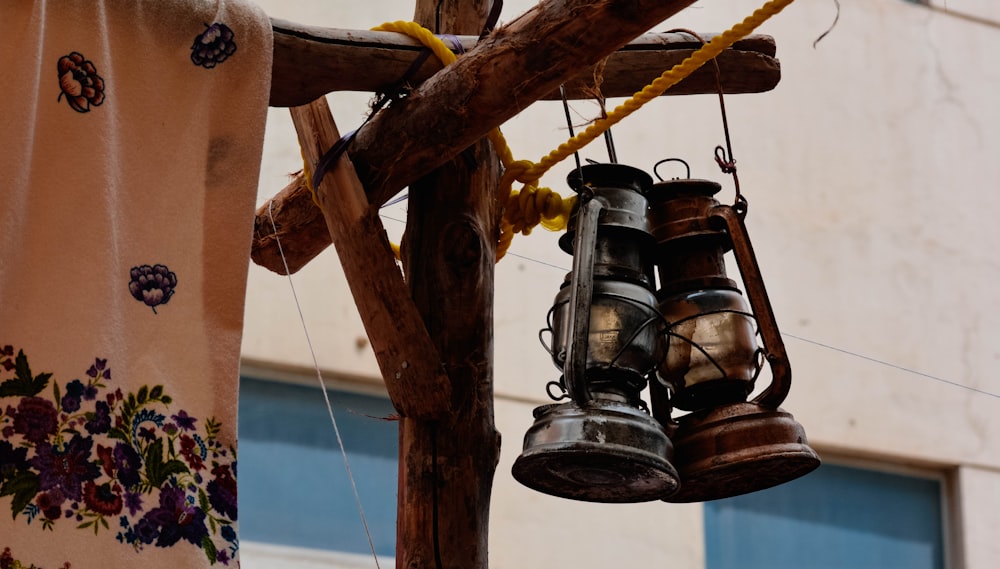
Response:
[287, 99, 453, 419]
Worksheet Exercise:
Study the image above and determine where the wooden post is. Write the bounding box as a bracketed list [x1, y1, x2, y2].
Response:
[395, 1, 501, 569]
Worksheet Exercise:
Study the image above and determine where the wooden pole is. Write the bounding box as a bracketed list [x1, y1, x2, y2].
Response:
[339, 0, 699, 207]
[395, 1, 500, 568]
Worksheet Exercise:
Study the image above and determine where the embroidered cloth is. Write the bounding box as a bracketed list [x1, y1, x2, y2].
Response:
[0, 1, 272, 567]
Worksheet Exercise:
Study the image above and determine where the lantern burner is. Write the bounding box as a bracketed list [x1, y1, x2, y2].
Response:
[512, 399, 679, 502]
[664, 402, 819, 502]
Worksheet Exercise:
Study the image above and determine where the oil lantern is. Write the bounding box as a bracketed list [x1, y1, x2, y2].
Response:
[511, 164, 680, 503]
[649, 177, 820, 502]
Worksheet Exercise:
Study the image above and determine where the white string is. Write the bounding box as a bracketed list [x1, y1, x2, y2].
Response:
[783, 333, 1000, 400]
[267, 201, 383, 569]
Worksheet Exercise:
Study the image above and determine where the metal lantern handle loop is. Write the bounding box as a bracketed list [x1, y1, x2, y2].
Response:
[562, 188, 604, 406]
[653, 157, 691, 181]
[709, 204, 790, 408]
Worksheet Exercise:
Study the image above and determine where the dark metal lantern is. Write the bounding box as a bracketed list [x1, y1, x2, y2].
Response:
[512, 164, 680, 503]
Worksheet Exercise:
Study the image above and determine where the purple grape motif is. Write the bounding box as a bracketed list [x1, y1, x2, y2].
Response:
[190, 23, 237, 68]
[128, 264, 177, 314]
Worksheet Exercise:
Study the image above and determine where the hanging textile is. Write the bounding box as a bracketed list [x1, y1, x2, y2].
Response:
[0, 1, 272, 567]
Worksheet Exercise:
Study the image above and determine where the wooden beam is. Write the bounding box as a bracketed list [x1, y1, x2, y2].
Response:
[269, 24, 779, 106]
[395, 0, 500, 567]
[251, 174, 325, 275]
[350, 0, 701, 205]
[287, 98, 453, 420]
[255, 0, 707, 274]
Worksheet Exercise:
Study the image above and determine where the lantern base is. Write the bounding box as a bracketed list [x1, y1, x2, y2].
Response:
[512, 399, 680, 503]
[664, 402, 820, 503]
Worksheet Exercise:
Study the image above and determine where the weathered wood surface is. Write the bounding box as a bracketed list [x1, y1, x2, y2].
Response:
[395, 0, 501, 566]
[287, 98, 453, 419]
[270, 23, 779, 106]
[396, 139, 501, 569]
[251, 175, 326, 274]
[255, 0, 707, 274]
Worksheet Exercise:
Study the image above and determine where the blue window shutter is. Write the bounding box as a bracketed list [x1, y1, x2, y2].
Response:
[705, 463, 945, 569]
[238, 377, 399, 555]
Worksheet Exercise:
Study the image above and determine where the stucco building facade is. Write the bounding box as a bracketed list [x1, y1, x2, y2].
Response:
[240, 1, 1000, 567]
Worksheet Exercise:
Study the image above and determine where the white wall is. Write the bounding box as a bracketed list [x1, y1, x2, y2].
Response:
[243, 1, 1000, 567]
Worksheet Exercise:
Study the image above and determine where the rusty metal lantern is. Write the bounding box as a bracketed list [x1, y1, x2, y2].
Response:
[648, 177, 820, 503]
[511, 164, 680, 503]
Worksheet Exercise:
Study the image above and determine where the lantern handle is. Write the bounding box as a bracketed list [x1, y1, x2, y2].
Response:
[562, 188, 604, 406]
[709, 204, 790, 408]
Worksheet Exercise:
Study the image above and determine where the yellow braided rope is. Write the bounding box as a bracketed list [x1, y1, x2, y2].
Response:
[300, 149, 322, 209]
[495, 0, 794, 259]
[303, 0, 795, 262]
[526, 0, 795, 182]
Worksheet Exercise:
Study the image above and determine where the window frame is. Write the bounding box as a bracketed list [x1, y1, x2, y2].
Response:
[237, 361, 398, 566]
[814, 451, 959, 569]
[703, 449, 958, 569]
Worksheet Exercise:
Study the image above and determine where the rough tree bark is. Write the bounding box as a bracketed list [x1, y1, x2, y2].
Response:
[268, 25, 778, 107]
[395, 1, 501, 568]
[287, 100, 454, 420]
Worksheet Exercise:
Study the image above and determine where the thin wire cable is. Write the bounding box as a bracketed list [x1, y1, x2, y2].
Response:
[267, 201, 383, 569]
[370, 205, 1000, 405]
[494, 238, 1000, 400]
[504, 250, 570, 272]
[783, 333, 1000, 400]
[378, 196, 1000, 401]
[558, 85, 583, 173]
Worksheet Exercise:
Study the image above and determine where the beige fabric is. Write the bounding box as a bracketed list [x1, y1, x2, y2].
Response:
[0, 1, 271, 567]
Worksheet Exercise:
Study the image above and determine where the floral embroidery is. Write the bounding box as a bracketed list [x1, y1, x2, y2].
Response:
[0, 346, 237, 565]
[191, 23, 237, 68]
[128, 265, 177, 314]
[0, 547, 70, 569]
[56, 52, 105, 113]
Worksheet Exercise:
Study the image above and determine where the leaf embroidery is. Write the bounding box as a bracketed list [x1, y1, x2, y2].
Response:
[0, 350, 52, 397]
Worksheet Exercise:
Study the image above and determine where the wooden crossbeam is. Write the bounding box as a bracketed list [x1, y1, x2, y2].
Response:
[270, 24, 778, 106]
[253, 0, 786, 275]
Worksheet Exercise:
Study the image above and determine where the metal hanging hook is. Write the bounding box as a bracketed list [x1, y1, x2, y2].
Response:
[559, 84, 584, 176]
[666, 28, 746, 209]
